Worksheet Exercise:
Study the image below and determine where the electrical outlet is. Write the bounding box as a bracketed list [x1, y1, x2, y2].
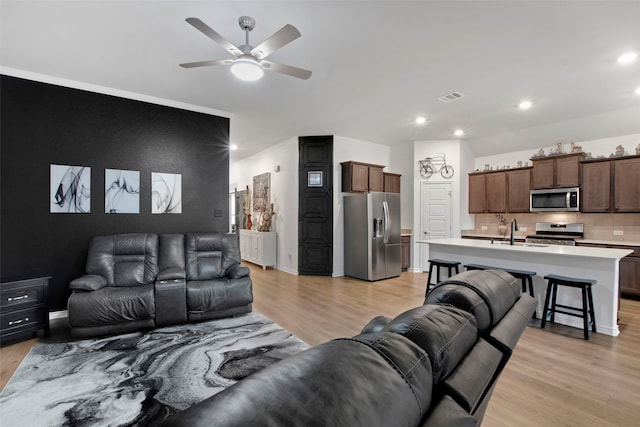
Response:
[520, 226, 527, 232]
[481, 226, 488, 231]
[613, 230, 624, 236]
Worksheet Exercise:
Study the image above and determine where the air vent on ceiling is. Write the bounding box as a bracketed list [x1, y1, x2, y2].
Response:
[437, 92, 465, 103]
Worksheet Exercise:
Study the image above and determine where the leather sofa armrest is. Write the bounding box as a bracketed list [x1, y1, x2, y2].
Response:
[155, 279, 187, 327]
[157, 267, 186, 281]
[69, 274, 107, 292]
[361, 316, 391, 334]
[226, 264, 250, 279]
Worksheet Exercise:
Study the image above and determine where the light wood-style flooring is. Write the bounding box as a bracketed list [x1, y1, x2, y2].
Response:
[2, 264, 639, 426]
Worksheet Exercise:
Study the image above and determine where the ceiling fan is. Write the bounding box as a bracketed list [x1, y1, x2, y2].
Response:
[180, 16, 312, 81]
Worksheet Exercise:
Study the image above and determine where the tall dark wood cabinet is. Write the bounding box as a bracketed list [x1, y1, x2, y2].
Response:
[485, 172, 506, 213]
[581, 160, 611, 212]
[401, 235, 411, 271]
[507, 168, 532, 212]
[614, 157, 640, 212]
[469, 174, 486, 213]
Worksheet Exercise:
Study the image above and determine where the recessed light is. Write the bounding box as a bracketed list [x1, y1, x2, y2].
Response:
[415, 116, 427, 125]
[454, 129, 464, 137]
[617, 52, 638, 64]
[635, 86, 640, 95]
[518, 100, 533, 110]
[230, 144, 238, 151]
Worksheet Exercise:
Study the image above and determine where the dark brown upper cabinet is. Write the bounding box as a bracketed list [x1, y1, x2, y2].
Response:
[341, 161, 384, 192]
[532, 153, 582, 189]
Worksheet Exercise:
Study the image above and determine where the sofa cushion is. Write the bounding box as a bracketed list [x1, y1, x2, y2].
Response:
[425, 269, 519, 333]
[383, 304, 477, 383]
[86, 233, 159, 286]
[185, 233, 242, 280]
[420, 395, 477, 427]
[158, 234, 186, 280]
[68, 284, 154, 327]
[161, 333, 433, 427]
[186, 277, 253, 314]
[442, 338, 503, 414]
[69, 274, 108, 292]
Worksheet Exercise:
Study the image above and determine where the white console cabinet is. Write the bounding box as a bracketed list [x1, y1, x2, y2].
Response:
[239, 230, 277, 270]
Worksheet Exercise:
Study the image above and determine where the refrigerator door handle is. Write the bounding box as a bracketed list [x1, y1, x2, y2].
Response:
[383, 201, 390, 244]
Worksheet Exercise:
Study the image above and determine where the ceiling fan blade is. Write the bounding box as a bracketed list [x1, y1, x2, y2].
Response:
[251, 24, 301, 59]
[179, 59, 230, 69]
[185, 17, 242, 56]
[262, 60, 312, 80]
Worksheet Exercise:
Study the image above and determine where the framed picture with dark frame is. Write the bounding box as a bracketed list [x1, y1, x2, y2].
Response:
[308, 171, 323, 187]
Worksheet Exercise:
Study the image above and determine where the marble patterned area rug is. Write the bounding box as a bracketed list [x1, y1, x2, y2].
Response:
[0, 312, 309, 426]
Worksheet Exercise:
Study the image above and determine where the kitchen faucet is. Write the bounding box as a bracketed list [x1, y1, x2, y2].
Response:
[510, 219, 519, 246]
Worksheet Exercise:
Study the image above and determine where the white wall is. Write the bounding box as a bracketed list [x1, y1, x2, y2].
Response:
[230, 137, 299, 275]
[412, 140, 471, 271]
[333, 136, 391, 276]
[231, 134, 392, 277]
[473, 133, 640, 171]
[388, 141, 415, 230]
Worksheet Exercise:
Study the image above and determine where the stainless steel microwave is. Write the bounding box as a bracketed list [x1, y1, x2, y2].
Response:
[530, 187, 580, 212]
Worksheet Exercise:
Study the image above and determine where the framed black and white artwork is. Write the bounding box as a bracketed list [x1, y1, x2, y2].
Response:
[152, 172, 182, 214]
[105, 169, 140, 214]
[50, 164, 91, 213]
[307, 171, 323, 187]
[253, 172, 270, 212]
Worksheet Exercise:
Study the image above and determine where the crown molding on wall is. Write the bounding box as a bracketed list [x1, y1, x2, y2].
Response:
[0, 66, 232, 118]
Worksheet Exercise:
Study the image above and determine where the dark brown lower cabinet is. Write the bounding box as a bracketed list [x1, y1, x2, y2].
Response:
[401, 235, 411, 271]
[620, 248, 640, 297]
[577, 242, 640, 298]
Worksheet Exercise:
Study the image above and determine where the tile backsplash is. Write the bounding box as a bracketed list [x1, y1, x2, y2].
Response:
[468, 213, 640, 243]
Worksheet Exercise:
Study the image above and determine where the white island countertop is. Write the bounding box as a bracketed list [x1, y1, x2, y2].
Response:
[421, 238, 633, 336]
[420, 238, 633, 260]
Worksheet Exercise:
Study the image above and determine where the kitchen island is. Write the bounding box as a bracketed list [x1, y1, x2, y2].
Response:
[422, 238, 632, 336]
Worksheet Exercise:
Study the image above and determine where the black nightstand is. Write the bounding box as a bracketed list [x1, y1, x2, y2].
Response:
[1, 276, 51, 344]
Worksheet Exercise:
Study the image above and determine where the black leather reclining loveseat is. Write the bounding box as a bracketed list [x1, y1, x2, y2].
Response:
[67, 232, 253, 339]
[161, 269, 536, 427]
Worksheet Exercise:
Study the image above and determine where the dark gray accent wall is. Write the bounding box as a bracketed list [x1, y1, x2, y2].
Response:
[1, 75, 230, 311]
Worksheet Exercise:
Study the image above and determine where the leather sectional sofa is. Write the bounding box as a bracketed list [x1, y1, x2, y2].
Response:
[161, 269, 536, 427]
[67, 232, 253, 339]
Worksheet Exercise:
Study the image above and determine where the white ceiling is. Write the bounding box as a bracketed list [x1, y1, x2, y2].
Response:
[2, 1, 640, 162]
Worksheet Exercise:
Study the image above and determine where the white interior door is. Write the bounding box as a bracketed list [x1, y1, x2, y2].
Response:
[420, 182, 452, 270]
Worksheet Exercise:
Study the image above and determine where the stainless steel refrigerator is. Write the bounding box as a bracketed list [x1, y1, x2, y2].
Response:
[344, 192, 402, 281]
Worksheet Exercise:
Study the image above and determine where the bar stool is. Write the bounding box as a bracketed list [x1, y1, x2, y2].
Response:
[541, 274, 597, 340]
[425, 259, 460, 296]
[464, 263, 537, 319]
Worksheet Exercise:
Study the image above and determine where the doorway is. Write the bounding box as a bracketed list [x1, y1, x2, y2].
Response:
[420, 182, 452, 270]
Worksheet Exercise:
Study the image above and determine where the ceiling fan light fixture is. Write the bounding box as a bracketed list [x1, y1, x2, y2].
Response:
[231, 56, 264, 81]
[518, 100, 533, 110]
[617, 52, 637, 65]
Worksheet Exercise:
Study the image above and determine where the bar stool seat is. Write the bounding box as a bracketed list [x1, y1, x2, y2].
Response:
[464, 263, 537, 318]
[426, 259, 460, 296]
[541, 274, 597, 340]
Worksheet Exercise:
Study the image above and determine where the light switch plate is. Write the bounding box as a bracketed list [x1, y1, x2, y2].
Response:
[613, 230, 624, 236]
[520, 227, 527, 232]
[481, 226, 488, 231]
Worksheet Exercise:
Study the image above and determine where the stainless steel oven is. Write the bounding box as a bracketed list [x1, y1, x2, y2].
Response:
[530, 187, 579, 212]
[525, 222, 584, 246]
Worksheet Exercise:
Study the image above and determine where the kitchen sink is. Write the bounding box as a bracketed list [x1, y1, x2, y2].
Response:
[491, 241, 548, 248]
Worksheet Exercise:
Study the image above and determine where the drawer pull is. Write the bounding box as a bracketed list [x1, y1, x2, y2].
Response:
[7, 295, 29, 302]
[9, 317, 29, 326]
